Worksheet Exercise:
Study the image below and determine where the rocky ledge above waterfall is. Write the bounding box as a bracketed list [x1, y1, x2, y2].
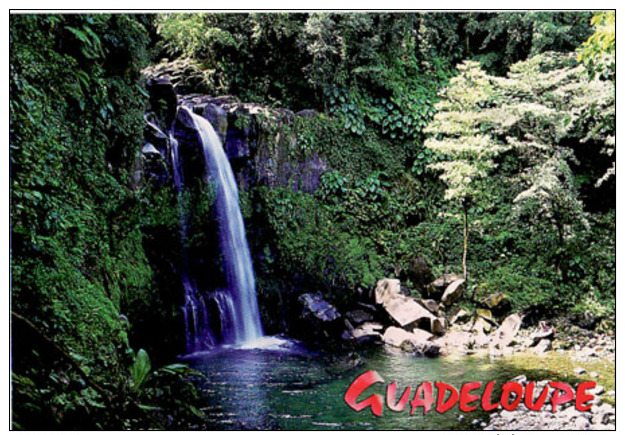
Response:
[140, 78, 327, 195]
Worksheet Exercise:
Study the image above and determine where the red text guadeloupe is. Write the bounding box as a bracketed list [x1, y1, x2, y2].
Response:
[344, 371, 596, 417]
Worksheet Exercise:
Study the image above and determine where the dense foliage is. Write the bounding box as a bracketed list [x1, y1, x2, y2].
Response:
[11, 14, 204, 429]
[152, 12, 610, 317]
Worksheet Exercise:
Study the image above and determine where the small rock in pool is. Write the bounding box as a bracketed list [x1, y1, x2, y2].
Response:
[510, 374, 527, 384]
[589, 385, 605, 396]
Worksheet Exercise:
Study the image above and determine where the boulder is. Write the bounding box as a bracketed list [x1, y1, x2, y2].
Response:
[346, 309, 374, 325]
[418, 299, 439, 314]
[383, 296, 436, 328]
[474, 329, 491, 347]
[472, 316, 493, 334]
[480, 292, 512, 316]
[383, 326, 433, 347]
[431, 317, 446, 336]
[574, 311, 601, 330]
[489, 313, 522, 349]
[411, 327, 435, 343]
[531, 322, 555, 345]
[534, 338, 552, 354]
[441, 279, 465, 306]
[375, 278, 402, 305]
[140, 142, 168, 185]
[450, 308, 471, 325]
[435, 330, 473, 351]
[588, 385, 605, 396]
[476, 308, 497, 326]
[299, 293, 340, 323]
[351, 322, 384, 344]
[421, 343, 441, 357]
[375, 278, 437, 329]
[430, 273, 461, 297]
[400, 340, 440, 357]
[141, 142, 161, 157]
[383, 327, 439, 356]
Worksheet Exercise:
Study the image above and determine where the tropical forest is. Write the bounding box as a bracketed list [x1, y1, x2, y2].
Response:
[10, 11, 615, 430]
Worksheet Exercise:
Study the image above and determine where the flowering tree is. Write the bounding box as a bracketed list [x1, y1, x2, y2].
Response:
[425, 52, 614, 284]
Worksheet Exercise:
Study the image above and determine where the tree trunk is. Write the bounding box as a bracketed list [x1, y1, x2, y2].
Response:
[462, 201, 469, 282]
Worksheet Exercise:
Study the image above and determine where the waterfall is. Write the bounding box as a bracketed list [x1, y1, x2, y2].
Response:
[170, 135, 215, 351]
[174, 106, 263, 350]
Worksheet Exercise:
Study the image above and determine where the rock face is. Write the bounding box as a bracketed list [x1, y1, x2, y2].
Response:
[177, 94, 327, 194]
[143, 76, 328, 196]
[146, 77, 178, 126]
[198, 103, 228, 143]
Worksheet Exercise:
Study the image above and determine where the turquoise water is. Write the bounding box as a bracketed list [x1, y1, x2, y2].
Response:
[186, 339, 535, 430]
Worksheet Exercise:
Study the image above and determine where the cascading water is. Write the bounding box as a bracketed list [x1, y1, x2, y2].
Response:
[172, 106, 263, 350]
[170, 135, 217, 351]
[182, 106, 264, 344]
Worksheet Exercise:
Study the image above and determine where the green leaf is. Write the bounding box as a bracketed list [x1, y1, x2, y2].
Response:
[66, 26, 90, 45]
[130, 349, 151, 392]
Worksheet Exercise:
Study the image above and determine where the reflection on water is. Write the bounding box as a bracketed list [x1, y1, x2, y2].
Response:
[186, 339, 530, 430]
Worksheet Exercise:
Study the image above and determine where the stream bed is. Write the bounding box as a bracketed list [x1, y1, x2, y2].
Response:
[184, 337, 584, 430]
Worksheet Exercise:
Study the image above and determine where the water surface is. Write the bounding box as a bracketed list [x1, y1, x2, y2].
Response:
[187, 340, 539, 430]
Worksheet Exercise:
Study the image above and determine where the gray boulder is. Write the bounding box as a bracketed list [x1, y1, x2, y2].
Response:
[351, 322, 384, 344]
[441, 279, 465, 306]
[346, 309, 374, 325]
[375, 278, 401, 306]
[534, 338, 552, 354]
[429, 273, 461, 298]
[299, 293, 340, 322]
[383, 326, 439, 357]
[489, 313, 522, 349]
[418, 299, 439, 314]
